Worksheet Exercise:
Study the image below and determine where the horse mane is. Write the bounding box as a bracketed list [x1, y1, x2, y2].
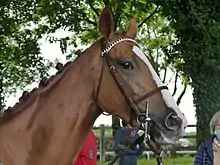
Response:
[0, 35, 123, 121]
[1, 51, 83, 121]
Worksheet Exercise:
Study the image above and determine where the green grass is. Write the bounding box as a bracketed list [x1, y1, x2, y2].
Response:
[98, 156, 194, 165]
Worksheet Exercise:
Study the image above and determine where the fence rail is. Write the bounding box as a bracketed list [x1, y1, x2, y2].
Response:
[93, 124, 197, 162]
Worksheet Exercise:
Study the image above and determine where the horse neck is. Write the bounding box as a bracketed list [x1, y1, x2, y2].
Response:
[59, 41, 103, 136]
[50, 47, 102, 164]
[0, 41, 103, 165]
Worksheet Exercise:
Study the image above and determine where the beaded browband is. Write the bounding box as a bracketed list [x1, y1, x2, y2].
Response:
[101, 38, 139, 56]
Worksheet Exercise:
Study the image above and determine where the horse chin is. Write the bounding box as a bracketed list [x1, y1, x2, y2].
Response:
[148, 125, 163, 147]
[149, 123, 176, 147]
[159, 126, 184, 144]
[159, 131, 176, 144]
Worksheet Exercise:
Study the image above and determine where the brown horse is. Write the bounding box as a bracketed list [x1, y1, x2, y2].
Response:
[0, 6, 187, 165]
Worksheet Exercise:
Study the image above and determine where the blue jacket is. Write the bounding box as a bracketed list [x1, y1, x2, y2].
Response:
[194, 136, 215, 165]
[113, 127, 146, 165]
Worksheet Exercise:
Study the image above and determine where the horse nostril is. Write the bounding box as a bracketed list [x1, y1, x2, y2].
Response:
[165, 113, 182, 130]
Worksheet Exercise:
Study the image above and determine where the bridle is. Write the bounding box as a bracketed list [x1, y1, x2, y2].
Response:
[98, 38, 168, 165]
[101, 38, 168, 123]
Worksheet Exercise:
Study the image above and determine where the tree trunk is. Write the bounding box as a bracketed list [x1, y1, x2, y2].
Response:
[151, 0, 220, 147]
[111, 115, 121, 138]
[191, 70, 220, 146]
[0, 60, 3, 110]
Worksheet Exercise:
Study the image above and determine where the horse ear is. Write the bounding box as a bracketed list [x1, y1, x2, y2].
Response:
[99, 6, 115, 39]
[126, 18, 137, 39]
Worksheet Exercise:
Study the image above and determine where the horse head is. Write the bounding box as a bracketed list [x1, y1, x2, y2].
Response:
[96, 6, 187, 145]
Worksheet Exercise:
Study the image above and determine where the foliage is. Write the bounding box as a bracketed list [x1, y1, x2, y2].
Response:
[0, 1, 53, 105]
[0, 61, 3, 108]
[151, 0, 220, 144]
[13, 0, 187, 95]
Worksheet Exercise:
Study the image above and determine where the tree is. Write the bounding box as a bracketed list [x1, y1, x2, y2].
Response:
[0, 60, 3, 110]
[152, 0, 220, 144]
[1, 0, 188, 136]
[0, 1, 53, 107]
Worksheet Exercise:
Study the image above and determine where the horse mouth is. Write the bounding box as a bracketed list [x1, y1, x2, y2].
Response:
[129, 111, 180, 147]
[148, 122, 179, 146]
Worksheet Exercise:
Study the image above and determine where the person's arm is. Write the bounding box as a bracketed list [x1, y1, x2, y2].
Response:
[123, 133, 145, 155]
[194, 141, 205, 165]
[73, 131, 97, 165]
[132, 133, 146, 156]
[114, 128, 135, 155]
[73, 150, 83, 165]
[74, 153, 93, 165]
[136, 140, 146, 156]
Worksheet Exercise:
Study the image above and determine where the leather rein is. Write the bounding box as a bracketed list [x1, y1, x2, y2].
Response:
[100, 38, 167, 165]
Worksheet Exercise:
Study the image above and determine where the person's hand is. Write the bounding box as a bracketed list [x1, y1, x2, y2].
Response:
[133, 122, 142, 131]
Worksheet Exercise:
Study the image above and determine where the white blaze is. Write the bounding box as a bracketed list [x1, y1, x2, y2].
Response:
[132, 45, 187, 127]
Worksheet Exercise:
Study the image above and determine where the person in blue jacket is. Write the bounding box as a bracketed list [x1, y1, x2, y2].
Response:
[113, 121, 146, 165]
[194, 111, 220, 165]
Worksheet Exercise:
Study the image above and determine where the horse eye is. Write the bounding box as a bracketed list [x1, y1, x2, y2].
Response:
[120, 60, 134, 70]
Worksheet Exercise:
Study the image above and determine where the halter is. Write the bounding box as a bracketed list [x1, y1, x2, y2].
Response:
[101, 38, 166, 165]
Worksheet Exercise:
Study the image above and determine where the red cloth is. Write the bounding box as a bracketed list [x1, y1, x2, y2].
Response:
[73, 131, 98, 165]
